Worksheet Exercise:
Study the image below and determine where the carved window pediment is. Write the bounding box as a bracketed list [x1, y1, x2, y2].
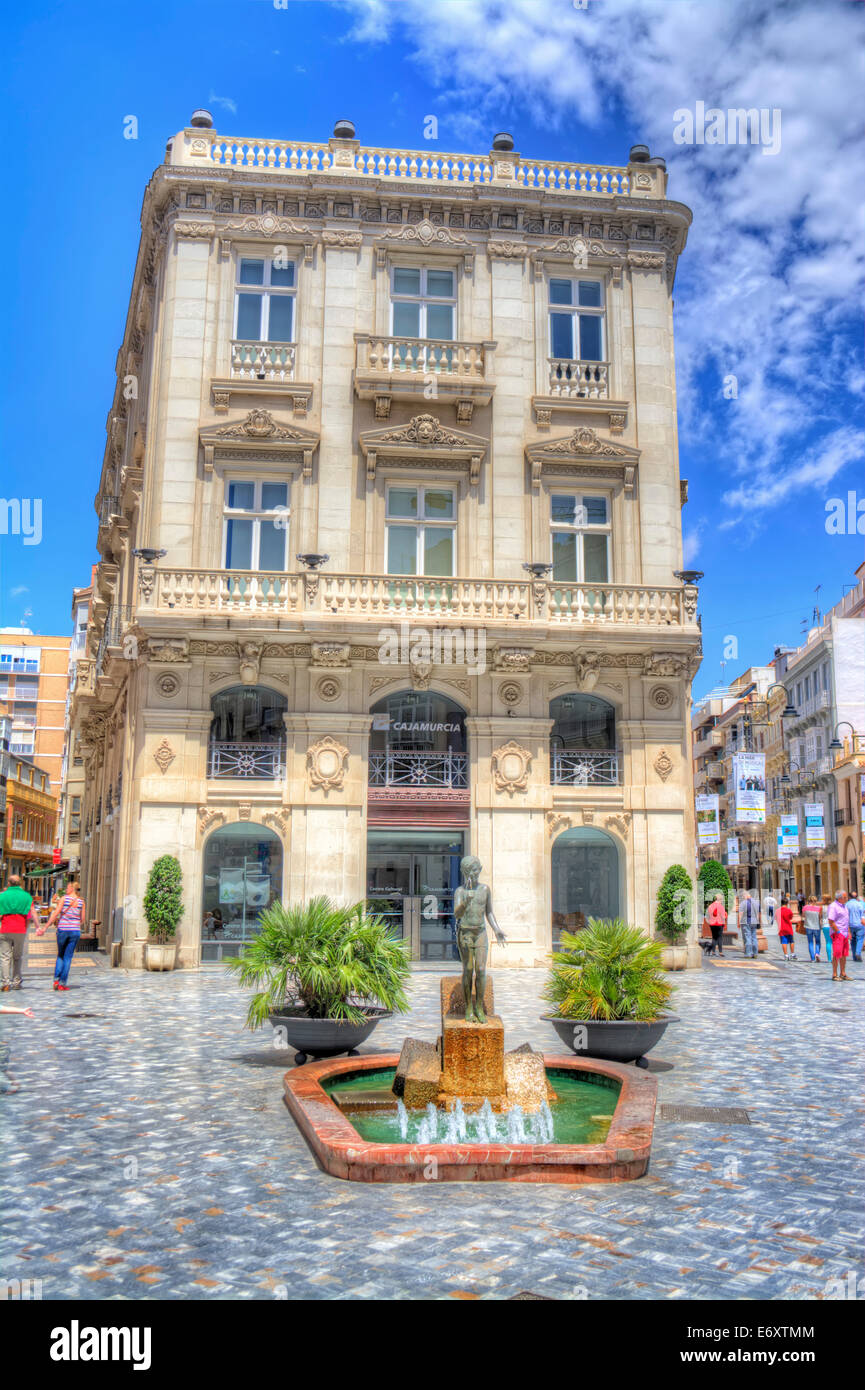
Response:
[526, 425, 639, 490]
[359, 412, 488, 484]
[199, 409, 320, 477]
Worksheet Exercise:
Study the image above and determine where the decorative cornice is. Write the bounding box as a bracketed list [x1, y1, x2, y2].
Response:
[358, 412, 487, 484]
[199, 409, 319, 476]
[526, 425, 639, 489]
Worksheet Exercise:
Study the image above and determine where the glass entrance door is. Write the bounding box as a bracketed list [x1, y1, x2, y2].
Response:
[366, 830, 463, 960]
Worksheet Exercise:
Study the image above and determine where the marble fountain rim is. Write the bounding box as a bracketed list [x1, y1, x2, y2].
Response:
[282, 1053, 657, 1184]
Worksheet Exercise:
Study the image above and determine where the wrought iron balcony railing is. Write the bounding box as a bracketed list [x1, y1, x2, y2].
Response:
[550, 749, 621, 786]
[207, 740, 285, 779]
[368, 750, 468, 789]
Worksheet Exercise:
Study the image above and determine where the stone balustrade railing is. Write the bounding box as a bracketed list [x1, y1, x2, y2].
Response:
[356, 335, 488, 378]
[143, 569, 695, 629]
[198, 138, 633, 196]
[230, 340, 297, 382]
[547, 359, 610, 399]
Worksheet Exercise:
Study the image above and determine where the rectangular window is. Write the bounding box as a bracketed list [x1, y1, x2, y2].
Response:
[550, 493, 611, 583]
[386, 485, 455, 576]
[234, 256, 296, 343]
[390, 266, 455, 340]
[548, 278, 605, 362]
[223, 479, 289, 571]
[70, 796, 81, 838]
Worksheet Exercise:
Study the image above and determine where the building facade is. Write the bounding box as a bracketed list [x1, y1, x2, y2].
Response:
[70, 114, 702, 968]
[57, 575, 94, 877]
[0, 713, 58, 896]
[0, 629, 72, 796]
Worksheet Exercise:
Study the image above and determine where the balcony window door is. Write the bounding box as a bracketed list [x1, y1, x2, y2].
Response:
[390, 266, 455, 341]
[386, 485, 455, 577]
[223, 479, 289, 571]
[549, 278, 605, 361]
[234, 256, 296, 342]
[550, 492, 610, 583]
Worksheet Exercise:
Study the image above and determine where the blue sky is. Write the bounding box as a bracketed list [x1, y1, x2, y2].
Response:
[1, 0, 862, 699]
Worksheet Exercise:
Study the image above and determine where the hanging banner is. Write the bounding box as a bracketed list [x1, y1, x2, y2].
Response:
[732, 752, 766, 823]
[726, 836, 740, 866]
[778, 814, 799, 857]
[804, 801, 826, 850]
[696, 793, 721, 846]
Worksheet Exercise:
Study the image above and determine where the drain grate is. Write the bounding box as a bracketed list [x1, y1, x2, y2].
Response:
[509, 1290, 558, 1300]
[59, 1012, 105, 1020]
[821, 1007, 850, 1014]
[659, 1104, 751, 1124]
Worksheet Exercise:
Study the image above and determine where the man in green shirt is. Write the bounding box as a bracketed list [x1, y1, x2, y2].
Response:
[0, 876, 39, 990]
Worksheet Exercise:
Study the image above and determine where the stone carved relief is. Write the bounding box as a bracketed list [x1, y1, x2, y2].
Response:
[605, 813, 632, 837]
[546, 812, 572, 838]
[263, 809, 291, 836]
[156, 672, 181, 698]
[147, 638, 190, 665]
[307, 736, 349, 793]
[197, 807, 227, 836]
[310, 642, 351, 669]
[491, 742, 532, 796]
[654, 749, 674, 782]
[493, 647, 535, 673]
[238, 802, 252, 820]
[498, 681, 524, 708]
[644, 652, 689, 678]
[315, 676, 342, 702]
[650, 685, 674, 710]
[153, 739, 176, 774]
[409, 659, 433, 691]
[213, 409, 308, 442]
[239, 642, 263, 685]
[574, 650, 601, 692]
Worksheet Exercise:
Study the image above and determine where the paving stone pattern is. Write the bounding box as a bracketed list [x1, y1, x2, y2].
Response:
[1, 943, 862, 1301]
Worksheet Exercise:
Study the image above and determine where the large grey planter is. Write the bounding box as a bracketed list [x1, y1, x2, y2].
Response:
[269, 1005, 392, 1066]
[541, 1013, 679, 1066]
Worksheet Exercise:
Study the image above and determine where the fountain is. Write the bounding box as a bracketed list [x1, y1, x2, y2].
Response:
[283, 856, 658, 1182]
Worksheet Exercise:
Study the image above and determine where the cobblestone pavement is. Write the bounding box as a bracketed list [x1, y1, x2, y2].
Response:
[1, 941, 863, 1301]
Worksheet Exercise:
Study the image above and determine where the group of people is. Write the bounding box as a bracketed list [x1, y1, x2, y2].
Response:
[0, 874, 87, 992]
[704, 884, 861, 980]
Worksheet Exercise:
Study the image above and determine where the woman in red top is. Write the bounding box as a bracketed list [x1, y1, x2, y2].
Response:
[706, 893, 727, 957]
[777, 894, 797, 961]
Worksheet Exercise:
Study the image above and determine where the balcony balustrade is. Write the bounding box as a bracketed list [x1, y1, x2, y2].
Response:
[368, 750, 468, 789]
[143, 568, 697, 630]
[548, 359, 610, 400]
[207, 740, 285, 779]
[356, 335, 488, 379]
[550, 749, 621, 786]
[834, 807, 853, 827]
[230, 340, 297, 382]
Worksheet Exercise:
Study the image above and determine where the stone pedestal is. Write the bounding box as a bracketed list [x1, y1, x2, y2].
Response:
[439, 1013, 507, 1110]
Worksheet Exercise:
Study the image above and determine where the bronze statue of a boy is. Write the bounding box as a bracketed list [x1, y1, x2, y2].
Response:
[453, 855, 506, 1024]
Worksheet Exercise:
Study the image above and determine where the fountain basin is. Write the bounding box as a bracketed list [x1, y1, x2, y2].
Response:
[283, 1053, 656, 1183]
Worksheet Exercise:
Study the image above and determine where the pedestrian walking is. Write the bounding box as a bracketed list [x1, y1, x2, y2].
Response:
[828, 891, 850, 982]
[777, 894, 797, 960]
[802, 895, 823, 961]
[819, 894, 833, 961]
[764, 891, 777, 928]
[739, 889, 760, 959]
[37, 880, 85, 991]
[0, 875, 40, 991]
[705, 893, 727, 957]
[797, 889, 806, 918]
[846, 890, 863, 962]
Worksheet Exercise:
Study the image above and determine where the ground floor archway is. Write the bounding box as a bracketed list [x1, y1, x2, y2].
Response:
[551, 826, 620, 947]
[201, 822, 283, 961]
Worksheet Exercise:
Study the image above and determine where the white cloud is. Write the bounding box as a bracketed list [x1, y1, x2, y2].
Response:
[9, 585, 28, 597]
[343, 0, 865, 526]
[208, 91, 238, 115]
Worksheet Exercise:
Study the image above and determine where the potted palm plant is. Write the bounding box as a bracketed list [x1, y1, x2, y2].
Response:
[226, 895, 411, 1064]
[654, 863, 693, 970]
[143, 854, 183, 971]
[541, 918, 679, 1066]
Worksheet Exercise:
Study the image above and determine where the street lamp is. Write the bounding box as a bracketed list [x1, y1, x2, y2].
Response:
[296, 553, 330, 570]
[132, 547, 167, 563]
[523, 561, 553, 579]
[673, 569, 704, 585]
[828, 720, 863, 753]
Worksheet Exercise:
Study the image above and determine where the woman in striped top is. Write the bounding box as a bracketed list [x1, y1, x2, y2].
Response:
[38, 881, 86, 991]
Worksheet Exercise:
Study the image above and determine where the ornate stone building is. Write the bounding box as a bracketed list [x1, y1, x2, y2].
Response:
[70, 113, 702, 968]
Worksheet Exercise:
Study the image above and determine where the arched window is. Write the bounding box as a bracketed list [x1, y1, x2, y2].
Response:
[549, 693, 618, 785]
[201, 822, 283, 961]
[551, 826, 620, 946]
[369, 689, 467, 789]
[209, 685, 287, 778]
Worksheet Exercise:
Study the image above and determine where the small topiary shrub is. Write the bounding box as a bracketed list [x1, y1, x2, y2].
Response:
[143, 855, 184, 944]
[655, 864, 693, 943]
[698, 858, 734, 914]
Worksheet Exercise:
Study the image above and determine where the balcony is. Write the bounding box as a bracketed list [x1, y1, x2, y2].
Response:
[369, 751, 468, 789]
[9, 838, 54, 855]
[547, 359, 610, 400]
[550, 749, 621, 786]
[207, 741, 285, 779]
[834, 807, 853, 827]
[143, 568, 698, 632]
[230, 340, 296, 382]
[354, 334, 494, 417]
[705, 760, 726, 781]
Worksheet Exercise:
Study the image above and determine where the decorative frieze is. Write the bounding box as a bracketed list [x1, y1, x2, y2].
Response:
[307, 736, 349, 793]
[491, 742, 532, 796]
